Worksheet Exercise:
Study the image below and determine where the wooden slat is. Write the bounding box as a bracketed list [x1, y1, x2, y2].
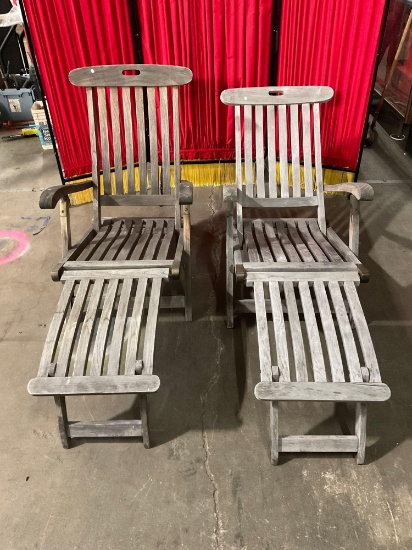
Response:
[135, 87, 147, 193]
[90, 280, 119, 376]
[268, 282, 290, 381]
[328, 281, 363, 382]
[297, 221, 328, 261]
[83, 220, 123, 261]
[243, 261, 357, 273]
[255, 105, 265, 197]
[299, 282, 327, 382]
[62, 268, 169, 281]
[255, 381, 390, 401]
[110, 87, 123, 194]
[264, 223, 288, 262]
[86, 88, 100, 227]
[122, 87, 135, 194]
[244, 222, 260, 262]
[344, 282, 381, 382]
[276, 105, 287, 197]
[313, 103, 326, 230]
[253, 220, 274, 261]
[124, 278, 147, 375]
[172, 87, 180, 227]
[313, 281, 345, 382]
[286, 221, 314, 262]
[326, 228, 360, 263]
[275, 222, 301, 262]
[244, 105, 253, 196]
[68, 420, 142, 438]
[28, 375, 161, 395]
[302, 103, 313, 196]
[235, 105, 243, 232]
[76, 224, 112, 261]
[72, 279, 105, 377]
[279, 435, 359, 453]
[65, 260, 173, 270]
[115, 220, 143, 260]
[100, 195, 175, 206]
[97, 87, 111, 195]
[103, 220, 133, 260]
[107, 279, 133, 375]
[266, 105, 277, 197]
[290, 103, 301, 197]
[284, 281, 307, 381]
[254, 282, 273, 382]
[147, 87, 158, 194]
[308, 221, 343, 262]
[55, 280, 90, 377]
[159, 86, 170, 194]
[37, 282, 76, 377]
[130, 220, 154, 260]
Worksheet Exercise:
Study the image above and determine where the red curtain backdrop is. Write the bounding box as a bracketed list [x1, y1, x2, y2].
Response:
[137, 0, 274, 160]
[277, 0, 386, 170]
[24, 0, 135, 178]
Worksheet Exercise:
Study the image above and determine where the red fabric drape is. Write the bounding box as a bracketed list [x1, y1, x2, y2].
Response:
[137, 0, 273, 160]
[277, 0, 386, 170]
[24, 0, 135, 178]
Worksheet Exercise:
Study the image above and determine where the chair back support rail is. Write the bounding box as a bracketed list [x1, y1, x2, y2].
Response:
[220, 86, 334, 237]
[69, 64, 193, 229]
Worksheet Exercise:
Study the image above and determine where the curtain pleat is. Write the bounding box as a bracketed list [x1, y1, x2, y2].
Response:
[277, 0, 386, 170]
[24, 0, 135, 178]
[137, 0, 274, 160]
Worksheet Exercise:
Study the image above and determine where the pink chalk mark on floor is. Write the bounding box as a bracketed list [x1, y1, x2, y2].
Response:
[0, 231, 30, 266]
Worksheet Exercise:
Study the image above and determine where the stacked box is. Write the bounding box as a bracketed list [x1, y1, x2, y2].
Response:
[31, 101, 53, 150]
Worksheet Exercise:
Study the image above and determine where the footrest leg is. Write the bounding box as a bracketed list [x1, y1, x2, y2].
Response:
[140, 394, 150, 449]
[270, 401, 279, 465]
[54, 396, 70, 449]
[355, 402, 367, 464]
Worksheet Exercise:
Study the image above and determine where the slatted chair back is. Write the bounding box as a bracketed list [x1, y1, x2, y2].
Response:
[220, 86, 334, 236]
[69, 64, 193, 228]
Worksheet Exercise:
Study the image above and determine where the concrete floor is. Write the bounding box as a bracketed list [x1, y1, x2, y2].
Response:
[0, 128, 412, 550]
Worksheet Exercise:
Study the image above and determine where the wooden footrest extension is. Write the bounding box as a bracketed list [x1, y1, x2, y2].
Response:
[28, 375, 160, 396]
[278, 435, 359, 453]
[255, 382, 390, 402]
[68, 420, 143, 438]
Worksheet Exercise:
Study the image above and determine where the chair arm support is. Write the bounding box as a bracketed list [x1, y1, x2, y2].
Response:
[39, 180, 94, 209]
[324, 182, 374, 201]
[223, 184, 238, 203]
[178, 180, 193, 205]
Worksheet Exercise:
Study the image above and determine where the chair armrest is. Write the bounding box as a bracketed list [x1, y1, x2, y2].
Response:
[324, 182, 374, 201]
[223, 184, 237, 203]
[39, 180, 94, 209]
[178, 180, 193, 205]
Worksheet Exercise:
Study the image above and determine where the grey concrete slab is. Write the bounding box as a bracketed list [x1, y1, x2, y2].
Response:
[0, 135, 411, 549]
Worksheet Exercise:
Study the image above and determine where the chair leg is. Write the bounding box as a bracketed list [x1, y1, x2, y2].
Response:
[140, 394, 150, 449]
[54, 396, 70, 449]
[355, 402, 367, 464]
[226, 211, 234, 328]
[270, 401, 279, 465]
[182, 205, 192, 322]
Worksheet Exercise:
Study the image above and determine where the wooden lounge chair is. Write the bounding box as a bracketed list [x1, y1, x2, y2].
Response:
[28, 65, 193, 448]
[220, 86, 390, 464]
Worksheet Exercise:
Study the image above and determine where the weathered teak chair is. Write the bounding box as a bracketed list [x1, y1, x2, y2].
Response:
[28, 65, 193, 448]
[220, 86, 390, 464]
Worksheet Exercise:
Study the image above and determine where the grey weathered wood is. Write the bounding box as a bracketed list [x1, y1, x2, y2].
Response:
[244, 105, 253, 196]
[100, 194, 175, 207]
[160, 86, 170, 194]
[172, 87, 181, 226]
[349, 195, 360, 256]
[226, 209, 235, 328]
[135, 86, 147, 194]
[247, 271, 359, 283]
[55, 396, 69, 448]
[324, 182, 374, 201]
[284, 281, 307, 381]
[308, 221, 343, 262]
[243, 261, 357, 273]
[147, 87, 159, 194]
[28, 375, 161, 395]
[255, 105, 265, 197]
[278, 435, 359, 453]
[77, 223, 113, 261]
[313, 103, 326, 232]
[220, 86, 334, 106]
[65, 260, 173, 270]
[290, 103, 301, 197]
[124, 278, 147, 375]
[140, 394, 150, 448]
[39, 181, 94, 210]
[243, 195, 318, 209]
[55, 280, 90, 377]
[355, 403, 367, 464]
[254, 382, 390, 401]
[268, 283, 290, 381]
[266, 105, 276, 198]
[107, 279, 133, 375]
[52, 228, 96, 281]
[122, 86, 135, 194]
[278, 104, 289, 198]
[182, 205, 192, 321]
[178, 181, 193, 205]
[61, 268, 169, 281]
[302, 103, 313, 197]
[86, 87, 101, 228]
[68, 420, 143, 438]
[254, 282, 273, 382]
[97, 87, 111, 195]
[234, 105, 243, 233]
[70, 64, 193, 87]
[90, 280, 119, 376]
[270, 401, 279, 464]
[60, 198, 71, 255]
[110, 87, 123, 194]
